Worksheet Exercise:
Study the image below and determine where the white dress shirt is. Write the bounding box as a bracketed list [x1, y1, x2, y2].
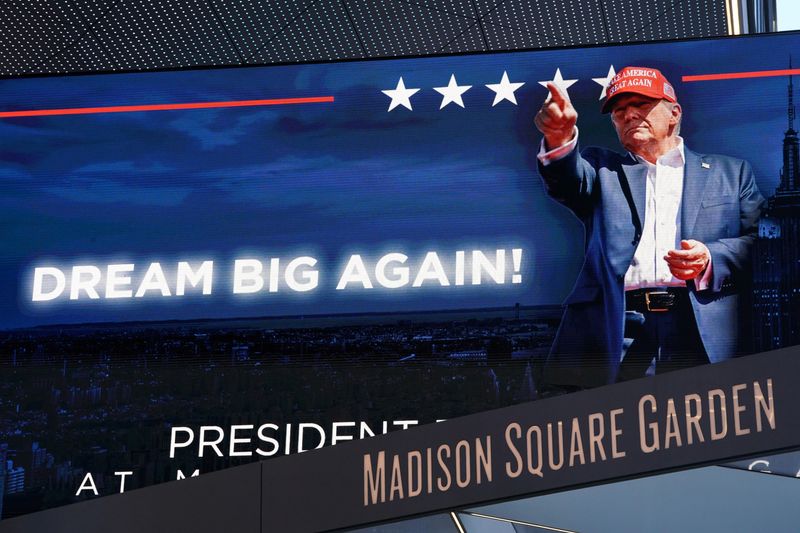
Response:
[537, 129, 712, 290]
[625, 139, 686, 289]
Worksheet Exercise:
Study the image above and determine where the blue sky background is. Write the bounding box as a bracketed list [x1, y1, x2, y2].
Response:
[0, 32, 797, 328]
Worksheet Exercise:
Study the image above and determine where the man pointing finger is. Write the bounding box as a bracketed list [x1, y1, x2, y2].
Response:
[534, 82, 578, 150]
[534, 66, 766, 389]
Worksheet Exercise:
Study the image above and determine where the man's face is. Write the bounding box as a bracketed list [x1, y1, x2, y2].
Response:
[609, 94, 681, 153]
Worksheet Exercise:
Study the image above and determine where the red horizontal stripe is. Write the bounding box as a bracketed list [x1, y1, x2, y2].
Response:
[0, 96, 334, 118]
[682, 68, 800, 82]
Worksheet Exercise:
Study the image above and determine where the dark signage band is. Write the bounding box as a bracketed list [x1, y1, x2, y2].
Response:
[262, 346, 800, 532]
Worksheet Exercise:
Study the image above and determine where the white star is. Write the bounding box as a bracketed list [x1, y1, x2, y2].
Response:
[485, 71, 525, 106]
[538, 68, 578, 100]
[433, 74, 472, 109]
[592, 65, 617, 100]
[381, 77, 420, 111]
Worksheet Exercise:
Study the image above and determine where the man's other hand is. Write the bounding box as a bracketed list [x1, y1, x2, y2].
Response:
[664, 239, 711, 280]
[534, 82, 578, 150]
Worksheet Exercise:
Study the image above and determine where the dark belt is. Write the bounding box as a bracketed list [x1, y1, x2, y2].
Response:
[625, 287, 688, 312]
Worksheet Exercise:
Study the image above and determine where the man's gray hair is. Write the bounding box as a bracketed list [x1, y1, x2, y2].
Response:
[662, 100, 681, 135]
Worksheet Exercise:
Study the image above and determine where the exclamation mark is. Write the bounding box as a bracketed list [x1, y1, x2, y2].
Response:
[512, 248, 523, 283]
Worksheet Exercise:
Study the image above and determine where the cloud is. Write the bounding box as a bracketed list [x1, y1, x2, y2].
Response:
[166, 109, 280, 150]
[0, 166, 31, 181]
[199, 153, 530, 220]
[42, 177, 191, 207]
[275, 114, 431, 134]
[74, 160, 172, 174]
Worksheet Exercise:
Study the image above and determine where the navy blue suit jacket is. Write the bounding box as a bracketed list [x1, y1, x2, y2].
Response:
[539, 144, 766, 388]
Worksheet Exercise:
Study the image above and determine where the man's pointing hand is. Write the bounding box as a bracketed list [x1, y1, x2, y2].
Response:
[534, 82, 578, 150]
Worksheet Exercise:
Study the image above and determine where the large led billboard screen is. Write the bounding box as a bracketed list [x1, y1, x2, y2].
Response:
[1, 30, 799, 521]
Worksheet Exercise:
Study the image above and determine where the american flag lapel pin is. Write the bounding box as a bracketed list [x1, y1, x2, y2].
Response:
[701, 162, 711, 169]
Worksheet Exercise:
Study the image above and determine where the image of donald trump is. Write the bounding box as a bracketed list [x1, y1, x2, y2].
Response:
[534, 66, 766, 390]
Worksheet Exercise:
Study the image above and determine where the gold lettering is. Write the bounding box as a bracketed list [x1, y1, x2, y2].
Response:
[505, 423, 523, 478]
[588, 413, 607, 462]
[568, 417, 585, 466]
[363, 451, 385, 506]
[684, 394, 705, 445]
[407, 451, 422, 498]
[732, 383, 751, 436]
[455, 440, 471, 488]
[610, 408, 626, 459]
[664, 398, 683, 448]
[754, 379, 776, 432]
[389, 455, 404, 501]
[475, 437, 492, 484]
[526, 425, 544, 478]
[639, 395, 659, 453]
[436, 444, 452, 491]
[708, 389, 728, 440]
[426, 447, 433, 494]
[547, 422, 565, 470]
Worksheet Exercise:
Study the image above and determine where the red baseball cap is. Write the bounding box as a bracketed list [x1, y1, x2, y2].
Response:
[601, 66, 677, 113]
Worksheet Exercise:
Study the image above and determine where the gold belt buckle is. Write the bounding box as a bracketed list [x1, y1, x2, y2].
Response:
[645, 291, 670, 312]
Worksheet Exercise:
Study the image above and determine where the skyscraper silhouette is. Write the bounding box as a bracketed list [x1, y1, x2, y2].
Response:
[753, 63, 800, 350]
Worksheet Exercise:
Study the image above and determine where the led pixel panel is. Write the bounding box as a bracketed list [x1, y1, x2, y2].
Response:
[0, 0, 88, 76]
[483, 0, 608, 49]
[247, 0, 365, 63]
[603, 0, 728, 42]
[211, 0, 318, 62]
[86, 0, 242, 70]
[0, 0, 729, 77]
[35, 33, 118, 74]
[348, 0, 478, 56]
[441, 23, 487, 54]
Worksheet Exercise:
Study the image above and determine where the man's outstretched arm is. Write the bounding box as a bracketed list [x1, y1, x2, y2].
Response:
[534, 83, 597, 217]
